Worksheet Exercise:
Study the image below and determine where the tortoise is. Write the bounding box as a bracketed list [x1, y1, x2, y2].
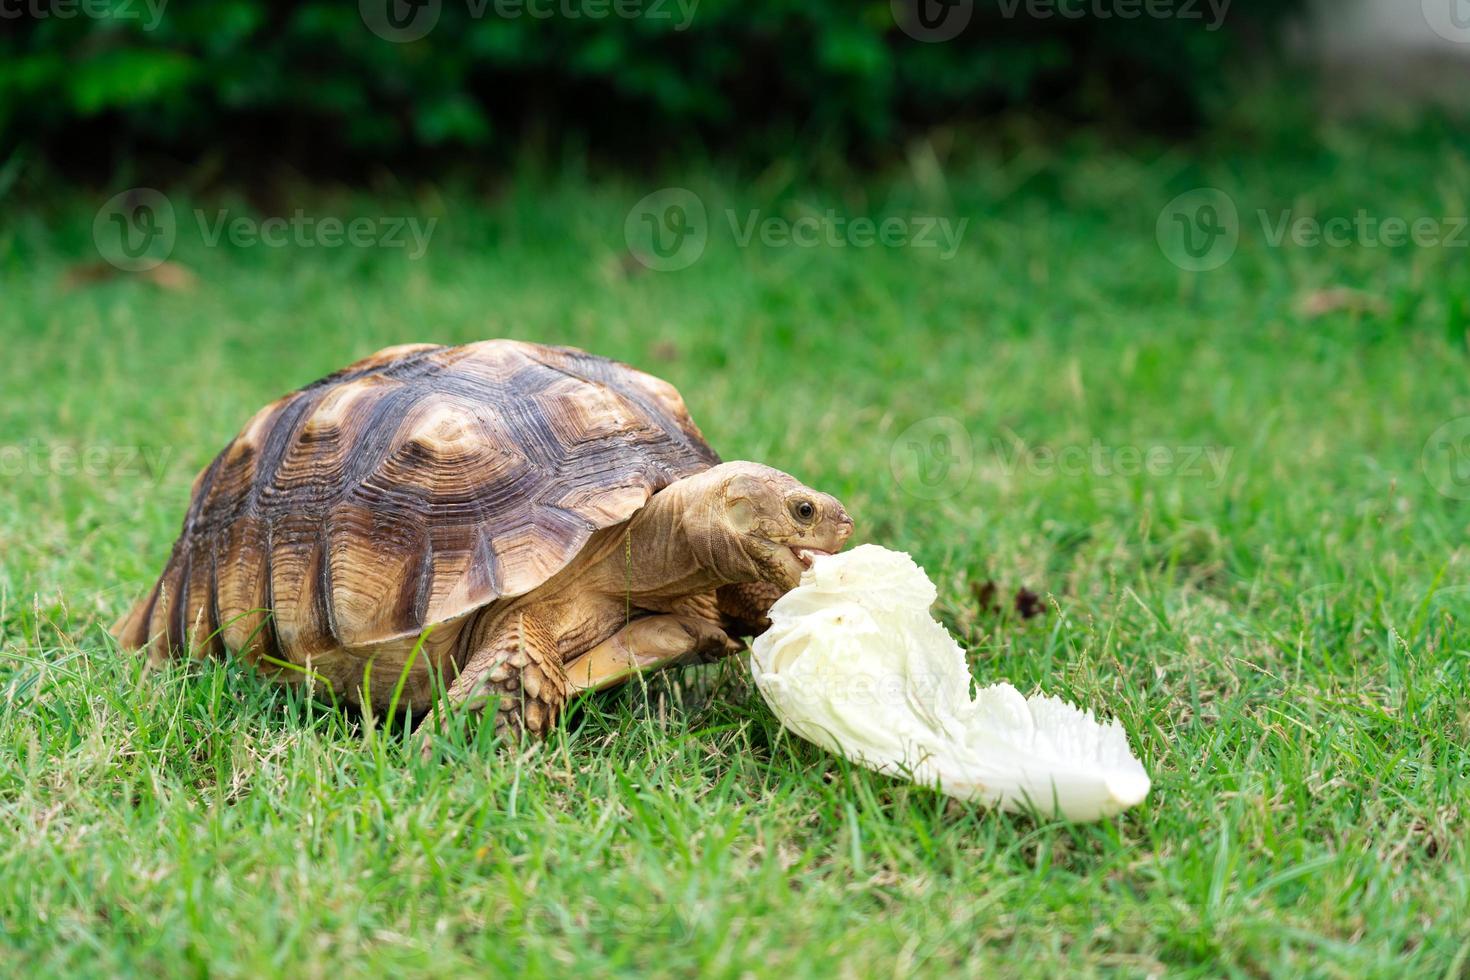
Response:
[113, 340, 853, 749]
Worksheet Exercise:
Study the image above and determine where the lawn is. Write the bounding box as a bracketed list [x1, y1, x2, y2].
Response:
[2, 129, 1468, 976]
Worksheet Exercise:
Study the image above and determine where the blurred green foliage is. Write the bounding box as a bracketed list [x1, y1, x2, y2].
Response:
[1, 0, 1301, 171]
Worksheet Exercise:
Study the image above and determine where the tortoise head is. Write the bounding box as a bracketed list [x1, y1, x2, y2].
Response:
[686, 461, 853, 590]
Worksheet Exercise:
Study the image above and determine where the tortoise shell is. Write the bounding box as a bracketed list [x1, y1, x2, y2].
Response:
[114, 340, 720, 663]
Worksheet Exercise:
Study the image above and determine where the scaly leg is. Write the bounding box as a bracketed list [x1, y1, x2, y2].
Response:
[563, 614, 739, 693]
[417, 609, 568, 756]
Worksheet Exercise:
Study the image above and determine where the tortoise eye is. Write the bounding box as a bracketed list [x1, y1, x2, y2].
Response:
[792, 500, 816, 522]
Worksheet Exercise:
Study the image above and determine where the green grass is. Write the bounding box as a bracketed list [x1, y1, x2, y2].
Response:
[3, 129, 1469, 976]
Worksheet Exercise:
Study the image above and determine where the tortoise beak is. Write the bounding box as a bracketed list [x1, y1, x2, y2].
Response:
[826, 501, 855, 551]
[788, 502, 854, 570]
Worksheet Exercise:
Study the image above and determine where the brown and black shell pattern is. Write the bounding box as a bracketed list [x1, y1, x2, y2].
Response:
[113, 340, 720, 686]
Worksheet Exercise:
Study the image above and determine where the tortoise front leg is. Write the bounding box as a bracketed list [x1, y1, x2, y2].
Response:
[716, 581, 785, 638]
[417, 610, 568, 757]
[564, 614, 739, 693]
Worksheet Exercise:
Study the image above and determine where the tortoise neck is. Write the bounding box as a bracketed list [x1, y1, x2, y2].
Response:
[601, 473, 747, 601]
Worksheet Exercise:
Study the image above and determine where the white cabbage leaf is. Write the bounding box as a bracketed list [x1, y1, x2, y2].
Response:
[749, 545, 1150, 822]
